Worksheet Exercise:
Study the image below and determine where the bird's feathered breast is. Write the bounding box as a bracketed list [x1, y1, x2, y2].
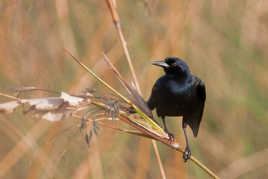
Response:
[147, 75, 193, 115]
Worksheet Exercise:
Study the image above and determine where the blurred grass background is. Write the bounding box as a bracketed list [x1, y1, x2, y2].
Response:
[1, 0, 268, 178]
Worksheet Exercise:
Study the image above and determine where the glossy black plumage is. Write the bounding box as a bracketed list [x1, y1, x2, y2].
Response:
[147, 57, 206, 161]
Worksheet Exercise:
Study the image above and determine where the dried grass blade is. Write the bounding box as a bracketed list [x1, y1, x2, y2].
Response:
[103, 53, 154, 119]
[98, 122, 154, 139]
[64, 48, 130, 104]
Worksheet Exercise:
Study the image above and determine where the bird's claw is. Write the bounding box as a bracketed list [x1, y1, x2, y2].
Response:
[182, 147, 191, 162]
[166, 132, 174, 142]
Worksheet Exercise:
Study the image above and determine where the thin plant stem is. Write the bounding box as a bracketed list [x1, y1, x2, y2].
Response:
[190, 156, 220, 179]
[103, 53, 131, 95]
[105, 0, 141, 93]
[152, 141, 166, 179]
[0, 92, 20, 100]
[104, 1, 166, 178]
[117, 27, 141, 93]
[64, 49, 130, 104]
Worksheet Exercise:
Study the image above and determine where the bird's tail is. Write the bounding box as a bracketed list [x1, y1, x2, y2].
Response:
[184, 116, 202, 137]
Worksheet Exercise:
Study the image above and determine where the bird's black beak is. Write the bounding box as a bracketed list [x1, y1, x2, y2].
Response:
[152, 61, 169, 68]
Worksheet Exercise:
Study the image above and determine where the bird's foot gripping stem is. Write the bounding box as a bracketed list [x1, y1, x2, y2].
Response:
[182, 146, 191, 162]
[166, 131, 175, 142]
[162, 118, 175, 142]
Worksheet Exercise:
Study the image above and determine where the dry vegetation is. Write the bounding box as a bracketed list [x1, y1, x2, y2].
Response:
[1, 0, 268, 178]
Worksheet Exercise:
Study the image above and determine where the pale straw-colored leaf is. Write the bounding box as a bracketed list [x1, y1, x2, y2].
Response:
[60, 92, 84, 106]
[20, 98, 64, 111]
[0, 101, 20, 113]
[41, 112, 65, 122]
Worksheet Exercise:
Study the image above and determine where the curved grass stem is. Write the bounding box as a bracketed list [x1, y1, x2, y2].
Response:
[105, 1, 166, 178]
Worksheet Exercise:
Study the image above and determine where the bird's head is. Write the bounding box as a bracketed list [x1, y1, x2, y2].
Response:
[152, 57, 190, 77]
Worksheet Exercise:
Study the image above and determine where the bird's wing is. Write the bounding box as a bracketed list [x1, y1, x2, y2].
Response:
[147, 81, 161, 110]
[196, 78, 206, 102]
[185, 77, 206, 137]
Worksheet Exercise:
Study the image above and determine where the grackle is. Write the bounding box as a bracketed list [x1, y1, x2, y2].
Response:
[147, 57, 206, 162]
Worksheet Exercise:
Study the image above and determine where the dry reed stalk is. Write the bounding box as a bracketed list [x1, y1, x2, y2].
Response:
[104, 1, 166, 178]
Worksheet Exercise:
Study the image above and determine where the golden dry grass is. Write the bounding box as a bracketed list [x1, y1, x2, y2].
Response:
[0, 0, 268, 178]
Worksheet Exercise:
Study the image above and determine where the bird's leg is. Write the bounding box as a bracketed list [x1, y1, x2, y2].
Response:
[182, 123, 191, 162]
[161, 117, 174, 141]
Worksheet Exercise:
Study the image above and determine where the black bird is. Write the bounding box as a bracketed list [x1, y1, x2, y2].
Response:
[147, 57, 206, 162]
